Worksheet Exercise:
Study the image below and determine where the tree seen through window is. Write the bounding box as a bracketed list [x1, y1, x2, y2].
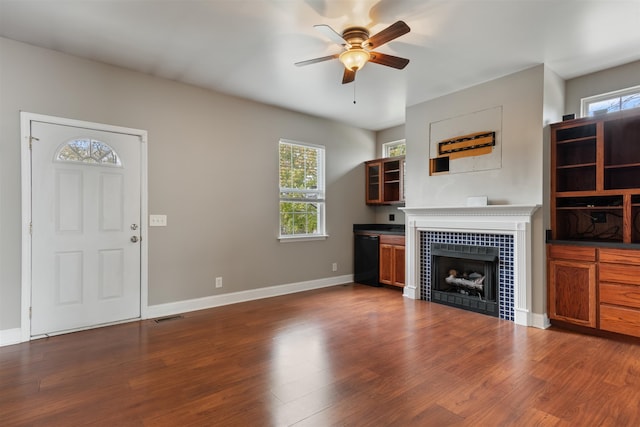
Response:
[279, 140, 325, 237]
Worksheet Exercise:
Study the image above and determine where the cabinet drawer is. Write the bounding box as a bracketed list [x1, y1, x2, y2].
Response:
[548, 245, 596, 262]
[599, 248, 640, 265]
[600, 304, 640, 338]
[379, 235, 405, 246]
[599, 263, 640, 285]
[600, 283, 640, 309]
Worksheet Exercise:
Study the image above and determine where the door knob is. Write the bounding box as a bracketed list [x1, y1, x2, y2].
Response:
[131, 236, 139, 243]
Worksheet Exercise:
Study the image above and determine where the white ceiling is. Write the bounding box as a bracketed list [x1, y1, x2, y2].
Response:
[1, 0, 639, 131]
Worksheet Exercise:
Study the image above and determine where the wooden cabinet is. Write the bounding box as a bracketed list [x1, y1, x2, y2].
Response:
[548, 244, 640, 337]
[599, 248, 640, 337]
[547, 245, 597, 327]
[365, 156, 405, 205]
[379, 235, 405, 287]
[550, 108, 640, 244]
[549, 108, 640, 338]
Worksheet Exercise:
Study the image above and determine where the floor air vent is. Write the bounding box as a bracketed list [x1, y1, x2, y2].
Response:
[154, 315, 184, 323]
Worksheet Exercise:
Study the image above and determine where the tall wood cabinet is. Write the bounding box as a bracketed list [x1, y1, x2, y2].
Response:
[550, 108, 640, 244]
[548, 108, 640, 337]
[365, 156, 405, 205]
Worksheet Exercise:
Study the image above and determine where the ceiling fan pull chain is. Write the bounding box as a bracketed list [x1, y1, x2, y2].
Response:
[353, 80, 357, 104]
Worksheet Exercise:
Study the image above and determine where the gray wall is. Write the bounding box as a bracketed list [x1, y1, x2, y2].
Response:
[0, 37, 376, 332]
[565, 59, 640, 117]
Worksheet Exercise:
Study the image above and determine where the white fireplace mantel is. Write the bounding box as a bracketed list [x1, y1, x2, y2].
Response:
[400, 205, 540, 327]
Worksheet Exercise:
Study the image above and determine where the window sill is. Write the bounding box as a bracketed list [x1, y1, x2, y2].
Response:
[278, 234, 329, 243]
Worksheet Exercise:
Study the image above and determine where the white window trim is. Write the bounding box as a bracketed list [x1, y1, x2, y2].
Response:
[382, 139, 406, 158]
[278, 234, 329, 242]
[581, 84, 640, 117]
[278, 139, 327, 241]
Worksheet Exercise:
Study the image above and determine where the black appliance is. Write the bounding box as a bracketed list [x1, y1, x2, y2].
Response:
[354, 234, 380, 286]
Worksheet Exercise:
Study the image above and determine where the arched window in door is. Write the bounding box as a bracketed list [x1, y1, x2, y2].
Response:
[54, 138, 122, 167]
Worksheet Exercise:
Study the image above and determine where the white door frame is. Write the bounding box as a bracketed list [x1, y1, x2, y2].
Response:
[20, 112, 149, 342]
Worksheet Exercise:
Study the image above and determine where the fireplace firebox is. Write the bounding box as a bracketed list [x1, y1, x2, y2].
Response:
[430, 243, 499, 317]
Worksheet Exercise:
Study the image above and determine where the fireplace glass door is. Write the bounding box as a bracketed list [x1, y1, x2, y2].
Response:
[431, 243, 500, 317]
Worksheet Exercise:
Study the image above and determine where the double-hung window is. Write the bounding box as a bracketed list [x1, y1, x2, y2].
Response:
[278, 139, 326, 240]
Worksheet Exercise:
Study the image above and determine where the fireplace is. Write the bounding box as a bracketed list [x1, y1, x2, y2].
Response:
[401, 205, 541, 327]
[430, 243, 499, 317]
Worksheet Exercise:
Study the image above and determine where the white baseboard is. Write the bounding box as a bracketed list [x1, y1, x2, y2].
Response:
[0, 328, 22, 347]
[0, 275, 353, 347]
[145, 274, 353, 319]
[531, 312, 551, 329]
[4, 275, 547, 347]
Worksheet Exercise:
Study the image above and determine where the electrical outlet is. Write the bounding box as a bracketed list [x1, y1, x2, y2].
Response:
[215, 277, 223, 288]
[332, 262, 338, 272]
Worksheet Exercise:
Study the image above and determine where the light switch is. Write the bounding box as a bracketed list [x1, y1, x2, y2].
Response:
[149, 214, 167, 227]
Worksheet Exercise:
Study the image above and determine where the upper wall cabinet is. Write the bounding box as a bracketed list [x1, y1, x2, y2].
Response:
[365, 156, 405, 205]
[550, 108, 640, 244]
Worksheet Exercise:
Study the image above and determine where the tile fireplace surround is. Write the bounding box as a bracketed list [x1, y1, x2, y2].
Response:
[401, 205, 540, 327]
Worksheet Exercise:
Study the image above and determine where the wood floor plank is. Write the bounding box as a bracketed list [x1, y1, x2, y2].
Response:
[3, 284, 640, 426]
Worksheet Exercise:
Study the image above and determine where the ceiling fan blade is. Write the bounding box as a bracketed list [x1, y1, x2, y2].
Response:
[342, 68, 356, 84]
[314, 24, 351, 48]
[295, 54, 339, 67]
[369, 52, 410, 69]
[364, 20, 410, 49]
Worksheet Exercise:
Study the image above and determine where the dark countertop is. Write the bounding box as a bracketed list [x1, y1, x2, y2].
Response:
[353, 223, 405, 235]
[547, 239, 640, 249]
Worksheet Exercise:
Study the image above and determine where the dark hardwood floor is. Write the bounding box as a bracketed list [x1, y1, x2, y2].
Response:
[2, 284, 640, 426]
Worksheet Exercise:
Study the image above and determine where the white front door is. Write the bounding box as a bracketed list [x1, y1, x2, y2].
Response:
[30, 120, 142, 336]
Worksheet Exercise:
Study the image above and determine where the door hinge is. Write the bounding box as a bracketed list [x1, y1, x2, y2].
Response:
[29, 307, 32, 319]
[29, 221, 33, 234]
[29, 136, 39, 150]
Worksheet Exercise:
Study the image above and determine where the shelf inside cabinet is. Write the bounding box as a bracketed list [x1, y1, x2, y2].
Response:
[555, 209, 623, 242]
[556, 139, 596, 167]
[604, 116, 640, 165]
[555, 196, 624, 242]
[604, 164, 640, 190]
[384, 170, 400, 182]
[556, 166, 596, 192]
[383, 185, 401, 202]
[555, 123, 597, 142]
[557, 162, 597, 170]
[556, 196, 623, 208]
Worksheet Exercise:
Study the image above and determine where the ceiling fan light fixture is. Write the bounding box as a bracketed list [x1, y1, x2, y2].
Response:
[339, 49, 370, 71]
